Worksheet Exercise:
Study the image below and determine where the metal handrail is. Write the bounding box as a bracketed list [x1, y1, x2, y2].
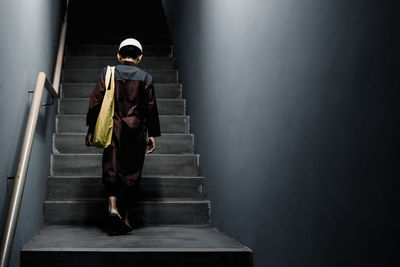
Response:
[0, 1, 69, 266]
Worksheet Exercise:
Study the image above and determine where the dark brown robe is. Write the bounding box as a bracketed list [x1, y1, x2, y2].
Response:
[86, 61, 161, 199]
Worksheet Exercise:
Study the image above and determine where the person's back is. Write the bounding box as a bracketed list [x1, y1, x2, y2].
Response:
[86, 38, 161, 235]
[112, 62, 159, 137]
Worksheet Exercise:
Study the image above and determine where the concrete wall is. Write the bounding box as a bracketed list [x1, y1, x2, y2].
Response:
[162, 1, 399, 266]
[0, 0, 63, 266]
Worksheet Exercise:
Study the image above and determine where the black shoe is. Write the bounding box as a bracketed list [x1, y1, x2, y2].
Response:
[123, 220, 134, 233]
[121, 221, 133, 234]
[108, 213, 133, 235]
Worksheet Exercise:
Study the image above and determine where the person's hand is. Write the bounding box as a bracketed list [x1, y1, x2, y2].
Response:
[85, 132, 93, 146]
[146, 137, 156, 154]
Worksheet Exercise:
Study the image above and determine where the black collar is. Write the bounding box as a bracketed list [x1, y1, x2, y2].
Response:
[121, 61, 137, 66]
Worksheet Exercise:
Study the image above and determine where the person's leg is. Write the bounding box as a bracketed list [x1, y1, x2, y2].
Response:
[108, 196, 119, 215]
[106, 192, 132, 234]
[119, 182, 140, 228]
[124, 211, 131, 227]
[103, 143, 122, 216]
[104, 177, 135, 233]
[120, 136, 146, 226]
[105, 182, 126, 221]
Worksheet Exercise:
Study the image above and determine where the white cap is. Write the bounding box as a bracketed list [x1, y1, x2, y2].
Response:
[118, 38, 143, 52]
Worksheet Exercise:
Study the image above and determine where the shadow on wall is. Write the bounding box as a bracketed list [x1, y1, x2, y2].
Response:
[0, 0, 64, 266]
[0, 102, 29, 228]
[162, 0, 399, 266]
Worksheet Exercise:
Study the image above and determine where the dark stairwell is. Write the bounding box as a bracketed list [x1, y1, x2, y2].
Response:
[5, 0, 397, 266]
[20, 1, 253, 266]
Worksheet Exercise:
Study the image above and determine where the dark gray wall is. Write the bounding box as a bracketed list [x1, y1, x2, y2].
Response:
[0, 1, 63, 266]
[162, 1, 399, 266]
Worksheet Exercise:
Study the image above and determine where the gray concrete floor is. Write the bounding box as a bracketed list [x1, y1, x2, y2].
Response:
[22, 225, 251, 252]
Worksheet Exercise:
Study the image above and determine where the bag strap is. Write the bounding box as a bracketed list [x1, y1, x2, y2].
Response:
[104, 65, 115, 91]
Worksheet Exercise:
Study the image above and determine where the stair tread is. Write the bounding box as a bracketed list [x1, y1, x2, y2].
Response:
[57, 114, 187, 117]
[56, 115, 190, 134]
[62, 69, 178, 83]
[62, 82, 181, 85]
[53, 153, 196, 156]
[60, 97, 182, 101]
[61, 83, 182, 99]
[68, 36, 172, 45]
[53, 133, 194, 154]
[22, 225, 252, 252]
[54, 133, 192, 136]
[69, 44, 172, 48]
[45, 198, 209, 203]
[58, 98, 185, 116]
[44, 200, 209, 225]
[51, 153, 198, 176]
[64, 68, 178, 71]
[49, 175, 202, 178]
[67, 46, 172, 57]
[67, 56, 172, 59]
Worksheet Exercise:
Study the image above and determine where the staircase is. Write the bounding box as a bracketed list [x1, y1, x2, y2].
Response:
[20, 2, 252, 266]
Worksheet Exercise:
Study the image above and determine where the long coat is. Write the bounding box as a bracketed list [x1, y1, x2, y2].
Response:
[86, 61, 161, 197]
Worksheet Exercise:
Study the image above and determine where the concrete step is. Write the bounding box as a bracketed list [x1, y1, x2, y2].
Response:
[59, 98, 185, 115]
[51, 154, 199, 177]
[56, 115, 189, 134]
[63, 69, 178, 83]
[64, 57, 175, 69]
[68, 45, 172, 57]
[48, 175, 205, 199]
[21, 225, 253, 267]
[62, 83, 182, 99]
[44, 199, 210, 225]
[54, 133, 194, 154]
[68, 34, 172, 45]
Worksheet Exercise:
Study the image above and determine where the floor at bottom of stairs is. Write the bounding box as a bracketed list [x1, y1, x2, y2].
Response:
[21, 225, 253, 267]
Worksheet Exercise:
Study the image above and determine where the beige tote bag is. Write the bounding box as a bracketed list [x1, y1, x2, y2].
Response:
[92, 66, 115, 148]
